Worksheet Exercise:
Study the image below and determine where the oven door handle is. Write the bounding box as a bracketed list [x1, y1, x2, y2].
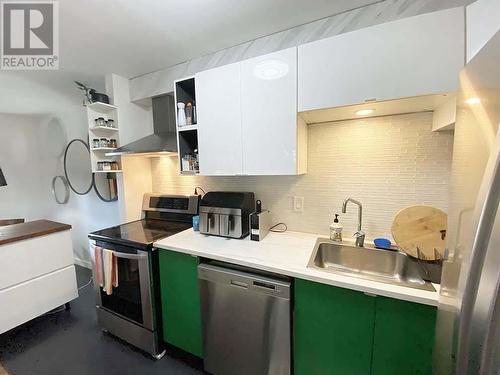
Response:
[111, 251, 147, 260]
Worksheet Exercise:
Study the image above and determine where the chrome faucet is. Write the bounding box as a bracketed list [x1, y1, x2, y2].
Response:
[341, 197, 365, 247]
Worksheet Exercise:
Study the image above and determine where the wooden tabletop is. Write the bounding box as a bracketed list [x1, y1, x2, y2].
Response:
[0, 220, 72, 246]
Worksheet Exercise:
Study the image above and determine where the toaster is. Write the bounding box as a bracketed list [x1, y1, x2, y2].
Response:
[199, 192, 255, 239]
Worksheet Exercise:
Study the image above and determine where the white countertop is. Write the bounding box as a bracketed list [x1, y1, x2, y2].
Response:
[154, 229, 440, 306]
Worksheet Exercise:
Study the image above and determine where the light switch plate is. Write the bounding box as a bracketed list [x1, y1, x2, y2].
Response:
[293, 196, 304, 212]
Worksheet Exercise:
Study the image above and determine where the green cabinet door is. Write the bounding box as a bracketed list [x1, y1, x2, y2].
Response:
[294, 279, 376, 375]
[158, 249, 203, 357]
[371, 296, 437, 375]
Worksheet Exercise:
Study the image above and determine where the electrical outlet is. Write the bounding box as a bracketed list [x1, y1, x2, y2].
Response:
[293, 196, 304, 212]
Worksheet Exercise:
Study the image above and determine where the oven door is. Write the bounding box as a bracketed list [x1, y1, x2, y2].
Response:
[94, 245, 154, 331]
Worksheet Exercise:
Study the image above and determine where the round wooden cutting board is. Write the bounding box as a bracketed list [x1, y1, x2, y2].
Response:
[391, 205, 447, 261]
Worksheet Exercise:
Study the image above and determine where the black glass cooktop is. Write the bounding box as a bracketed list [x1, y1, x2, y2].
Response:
[89, 219, 191, 249]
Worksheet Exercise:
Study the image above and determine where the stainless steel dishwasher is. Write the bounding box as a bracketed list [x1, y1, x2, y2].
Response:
[198, 262, 291, 375]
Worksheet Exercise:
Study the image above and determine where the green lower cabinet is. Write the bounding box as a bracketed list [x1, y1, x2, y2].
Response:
[371, 296, 437, 375]
[294, 279, 376, 375]
[294, 279, 437, 375]
[158, 249, 203, 358]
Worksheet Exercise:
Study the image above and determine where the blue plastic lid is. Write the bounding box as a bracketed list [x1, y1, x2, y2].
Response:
[373, 238, 392, 250]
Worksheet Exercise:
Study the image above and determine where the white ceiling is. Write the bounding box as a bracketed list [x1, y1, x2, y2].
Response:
[60, 0, 381, 78]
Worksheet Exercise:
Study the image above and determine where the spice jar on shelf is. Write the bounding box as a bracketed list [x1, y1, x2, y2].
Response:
[97, 162, 104, 171]
[109, 139, 117, 148]
[111, 161, 119, 170]
[92, 138, 100, 149]
[95, 117, 106, 127]
[99, 138, 109, 148]
[106, 119, 115, 128]
[103, 161, 111, 171]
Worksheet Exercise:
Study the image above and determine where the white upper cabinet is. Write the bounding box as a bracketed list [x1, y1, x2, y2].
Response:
[196, 62, 243, 175]
[298, 7, 465, 112]
[194, 47, 306, 176]
[241, 47, 302, 175]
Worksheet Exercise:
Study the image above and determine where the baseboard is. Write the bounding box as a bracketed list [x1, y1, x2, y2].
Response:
[74, 257, 92, 269]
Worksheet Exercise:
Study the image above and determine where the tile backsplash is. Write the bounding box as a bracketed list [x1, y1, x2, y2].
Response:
[151, 112, 453, 241]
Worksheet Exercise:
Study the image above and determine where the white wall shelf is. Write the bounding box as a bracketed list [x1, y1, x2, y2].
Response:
[178, 125, 198, 132]
[87, 102, 121, 173]
[174, 76, 200, 174]
[90, 126, 119, 132]
[87, 102, 118, 113]
[91, 147, 117, 152]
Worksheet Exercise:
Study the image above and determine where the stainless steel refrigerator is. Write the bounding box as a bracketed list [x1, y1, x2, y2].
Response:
[434, 31, 500, 375]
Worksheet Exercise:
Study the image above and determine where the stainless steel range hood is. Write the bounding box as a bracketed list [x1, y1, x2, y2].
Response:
[107, 94, 177, 156]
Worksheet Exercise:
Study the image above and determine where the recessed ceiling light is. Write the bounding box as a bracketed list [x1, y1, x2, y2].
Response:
[465, 97, 481, 105]
[253, 60, 289, 80]
[356, 109, 375, 116]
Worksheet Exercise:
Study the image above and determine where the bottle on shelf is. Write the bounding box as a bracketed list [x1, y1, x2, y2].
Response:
[192, 101, 197, 124]
[186, 102, 193, 125]
[177, 102, 187, 127]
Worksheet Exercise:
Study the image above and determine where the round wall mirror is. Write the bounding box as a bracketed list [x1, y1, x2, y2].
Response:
[64, 139, 93, 195]
[93, 172, 118, 202]
[52, 175, 70, 204]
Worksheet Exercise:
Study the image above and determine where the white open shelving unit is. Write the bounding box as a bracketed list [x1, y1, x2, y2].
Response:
[86, 102, 122, 173]
[174, 76, 200, 174]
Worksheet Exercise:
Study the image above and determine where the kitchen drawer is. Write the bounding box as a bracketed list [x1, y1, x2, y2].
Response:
[0, 230, 74, 290]
[0, 265, 78, 334]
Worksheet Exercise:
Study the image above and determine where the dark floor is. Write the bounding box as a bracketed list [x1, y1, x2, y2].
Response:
[0, 266, 204, 375]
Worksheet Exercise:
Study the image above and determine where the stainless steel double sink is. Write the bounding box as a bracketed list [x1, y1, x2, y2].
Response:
[307, 239, 435, 291]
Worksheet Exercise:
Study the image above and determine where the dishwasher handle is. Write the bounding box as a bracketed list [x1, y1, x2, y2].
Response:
[198, 263, 291, 299]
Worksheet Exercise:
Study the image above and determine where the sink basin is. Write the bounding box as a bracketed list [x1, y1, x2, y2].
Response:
[307, 239, 435, 291]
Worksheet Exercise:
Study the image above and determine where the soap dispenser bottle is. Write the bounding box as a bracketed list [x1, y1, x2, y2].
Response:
[330, 214, 343, 242]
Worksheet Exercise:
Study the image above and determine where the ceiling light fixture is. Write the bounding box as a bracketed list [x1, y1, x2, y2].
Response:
[253, 59, 289, 80]
[465, 97, 481, 105]
[355, 109, 375, 116]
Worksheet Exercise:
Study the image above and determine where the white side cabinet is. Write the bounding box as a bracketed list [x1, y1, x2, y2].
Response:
[195, 47, 306, 176]
[0, 229, 78, 334]
[196, 62, 243, 175]
[298, 7, 465, 112]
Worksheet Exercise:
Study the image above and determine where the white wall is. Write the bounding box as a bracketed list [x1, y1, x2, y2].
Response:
[0, 72, 122, 268]
[151, 112, 453, 241]
[0, 114, 51, 220]
[105, 74, 154, 222]
[467, 0, 500, 62]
